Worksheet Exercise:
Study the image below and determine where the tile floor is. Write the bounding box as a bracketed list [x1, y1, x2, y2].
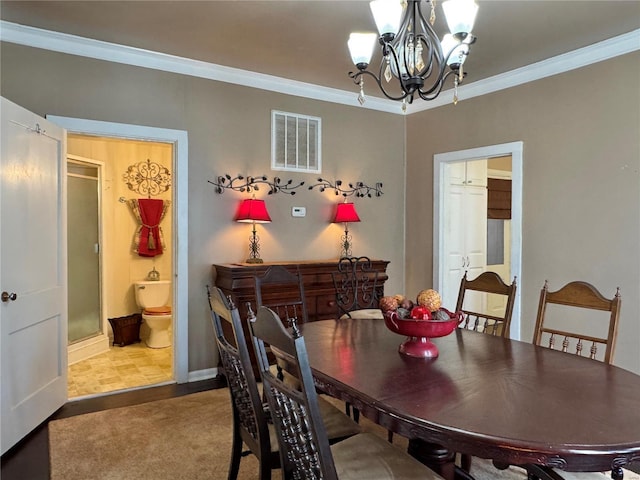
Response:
[68, 342, 173, 398]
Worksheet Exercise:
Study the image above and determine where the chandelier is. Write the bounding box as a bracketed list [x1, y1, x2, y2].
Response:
[347, 0, 478, 108]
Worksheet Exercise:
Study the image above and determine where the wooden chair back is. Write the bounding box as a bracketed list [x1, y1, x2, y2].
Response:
[255, 265, 308, 325]
[455, 271, 517, 337]
[206, 285, 277, 478]
[249, 306, 338, 480]
[331, 256, 382, 318]
[533, 280, 621, 364]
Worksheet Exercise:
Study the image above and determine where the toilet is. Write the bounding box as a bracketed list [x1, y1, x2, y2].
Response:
[134, 280, 172, 348]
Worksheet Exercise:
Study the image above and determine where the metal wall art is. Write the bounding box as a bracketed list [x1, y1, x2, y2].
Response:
[123, 159, 172, 197]
[308, 178, 383, 198]
[208, 174, 305, 195]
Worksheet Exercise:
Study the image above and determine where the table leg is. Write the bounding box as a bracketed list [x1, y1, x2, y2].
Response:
[407, 439, 456, 480]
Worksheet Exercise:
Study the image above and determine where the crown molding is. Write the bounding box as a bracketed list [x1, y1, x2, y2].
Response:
[405, 29, 640, 114]
[2, 21, 638, 116]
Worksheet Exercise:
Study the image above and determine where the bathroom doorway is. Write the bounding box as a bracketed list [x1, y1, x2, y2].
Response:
[47, 114, 189, 396]
[65, 135, 175, 398]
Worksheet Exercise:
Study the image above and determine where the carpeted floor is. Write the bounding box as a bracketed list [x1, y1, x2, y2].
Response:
[48, 388, 637, 480]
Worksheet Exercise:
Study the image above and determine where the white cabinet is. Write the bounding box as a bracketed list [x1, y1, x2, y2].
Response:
[447, 160, 488, 187]
[441, 160, 487, 310]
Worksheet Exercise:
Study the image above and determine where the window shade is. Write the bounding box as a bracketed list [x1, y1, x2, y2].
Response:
[487, 178, 511, 219]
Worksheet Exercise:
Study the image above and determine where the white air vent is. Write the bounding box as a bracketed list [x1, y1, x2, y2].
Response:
[271, 110, 321, 173]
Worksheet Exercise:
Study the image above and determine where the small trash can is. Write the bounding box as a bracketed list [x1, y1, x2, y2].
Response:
[108, 314, 142, 347]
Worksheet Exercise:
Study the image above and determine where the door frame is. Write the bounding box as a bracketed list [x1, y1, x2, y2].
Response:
[433, 141, 523, 339]
[48, 115, 189, 383]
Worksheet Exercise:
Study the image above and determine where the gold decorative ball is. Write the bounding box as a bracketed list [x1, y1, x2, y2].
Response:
[379, 296, 399, 313]
[416, 289, 442, 312]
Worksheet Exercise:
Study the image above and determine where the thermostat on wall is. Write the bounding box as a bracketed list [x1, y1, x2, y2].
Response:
[292, 206, 306, 217]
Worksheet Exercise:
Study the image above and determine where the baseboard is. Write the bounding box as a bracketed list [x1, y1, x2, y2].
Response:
[68, 334, 110, 365]
[187, 368, 219, 383]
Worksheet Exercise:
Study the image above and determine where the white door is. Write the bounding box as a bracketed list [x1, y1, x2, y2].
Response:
[1, 97, 67, 454]
[441, 160, 487, 311]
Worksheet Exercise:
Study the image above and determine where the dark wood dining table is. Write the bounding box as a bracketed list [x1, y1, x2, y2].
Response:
[296, 318, 640, 480]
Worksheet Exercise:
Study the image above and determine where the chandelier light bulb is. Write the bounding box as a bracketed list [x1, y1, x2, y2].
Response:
[442, 0, 479, 38]
[441, 33, 469, 68]
[369, 0, 404, 36]
[348, 32, 377, 67]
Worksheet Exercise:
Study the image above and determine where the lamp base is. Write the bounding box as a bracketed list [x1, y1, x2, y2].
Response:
[245, 258, 264, 264]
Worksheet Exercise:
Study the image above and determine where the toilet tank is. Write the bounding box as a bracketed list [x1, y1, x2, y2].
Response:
[134, 280, 172, 308]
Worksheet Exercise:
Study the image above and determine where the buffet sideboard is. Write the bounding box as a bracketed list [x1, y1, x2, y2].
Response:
[212, 259, 390, 323]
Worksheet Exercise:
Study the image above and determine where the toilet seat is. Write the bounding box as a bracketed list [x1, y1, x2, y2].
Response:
[143, 306, 172, 316]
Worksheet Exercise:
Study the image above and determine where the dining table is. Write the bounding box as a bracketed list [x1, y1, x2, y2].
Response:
[295, 318, 640, 480]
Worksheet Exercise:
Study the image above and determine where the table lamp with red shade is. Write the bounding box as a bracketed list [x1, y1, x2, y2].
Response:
[333, 201, 360, 258]
[235, 197, 271, 263]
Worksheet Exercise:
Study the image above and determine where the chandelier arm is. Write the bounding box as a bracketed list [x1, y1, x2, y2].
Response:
[417, 69, 458, 101]
[349, 69, 409, 102]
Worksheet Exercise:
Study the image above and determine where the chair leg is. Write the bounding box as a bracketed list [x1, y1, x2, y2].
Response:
[387, 430, 394, 443]
[611, 467, 624, 480]
[461, 453, 472, 472]
[346, 402, 360, 423]
[228, 415, 243, 480]
[525, 464, 566, 480]
[258, 459, 272, 480]
[454, 465, 476, 480]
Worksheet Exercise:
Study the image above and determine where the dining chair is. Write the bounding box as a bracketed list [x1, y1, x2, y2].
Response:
[331, 256, 387, 433]
[247, 304, 446, 480]
[455, 271, 517, 337]
[533, 280, 621, 364]
[207, 285, 276, 480]
[255, 265, 308, 326]
[207, 286, 361, 480]
[454, 271, 517, 475]
[331, 256, 384, 320]
[524, 281, 623, 480]
[254, 264, 360, 429]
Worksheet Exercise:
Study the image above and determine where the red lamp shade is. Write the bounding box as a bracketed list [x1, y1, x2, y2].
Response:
[234, 198, 272, 223]
[333, 202, 360, 223]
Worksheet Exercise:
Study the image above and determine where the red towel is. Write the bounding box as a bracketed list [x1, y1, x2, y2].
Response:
[137, 199, 164, 257]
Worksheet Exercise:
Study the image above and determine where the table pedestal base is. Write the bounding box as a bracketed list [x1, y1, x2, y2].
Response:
[407, 439, 477, 480]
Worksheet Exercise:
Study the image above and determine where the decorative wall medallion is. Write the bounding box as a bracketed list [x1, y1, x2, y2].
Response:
[123, 159, 172, 197]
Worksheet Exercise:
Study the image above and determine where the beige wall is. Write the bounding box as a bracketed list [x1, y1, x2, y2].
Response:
[68, 136, 173, 323]
[0, 43, 406, 373]
[406, 52, 640, 374]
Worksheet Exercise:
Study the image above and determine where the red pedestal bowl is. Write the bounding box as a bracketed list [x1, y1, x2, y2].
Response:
[383, 310, 461, 358]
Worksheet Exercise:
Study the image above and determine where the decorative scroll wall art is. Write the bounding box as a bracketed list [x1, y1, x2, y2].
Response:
[209, 174, 383, 198]
[123, 159, 172, 198]
[308, 178, 383, 198]
[208, 174, 305, 195]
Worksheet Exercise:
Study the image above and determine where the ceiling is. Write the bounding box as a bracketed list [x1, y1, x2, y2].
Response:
[1, 1, 639, 98]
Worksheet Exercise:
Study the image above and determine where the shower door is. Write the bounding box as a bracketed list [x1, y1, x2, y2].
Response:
[67, 159, 102, 344]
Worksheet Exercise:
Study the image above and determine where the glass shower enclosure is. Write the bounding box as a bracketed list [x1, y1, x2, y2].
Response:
[67, 158, 104, 354]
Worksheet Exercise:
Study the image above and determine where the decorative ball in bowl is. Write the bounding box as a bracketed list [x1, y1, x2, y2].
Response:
[383, 310, 461, 358]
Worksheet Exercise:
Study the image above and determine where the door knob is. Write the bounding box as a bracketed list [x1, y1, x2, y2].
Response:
[2, 291, 17, 302]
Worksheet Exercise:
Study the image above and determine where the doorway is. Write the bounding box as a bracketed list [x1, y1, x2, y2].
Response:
[46, 115, 189, 389]
[433, 142, 523, 339]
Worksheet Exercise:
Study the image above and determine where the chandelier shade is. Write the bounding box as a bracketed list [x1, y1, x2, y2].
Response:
[347, 0, 478, 108]
[348, 33, 378, 66]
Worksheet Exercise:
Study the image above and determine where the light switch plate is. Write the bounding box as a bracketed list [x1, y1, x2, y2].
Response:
[292, 206, 306, 217]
